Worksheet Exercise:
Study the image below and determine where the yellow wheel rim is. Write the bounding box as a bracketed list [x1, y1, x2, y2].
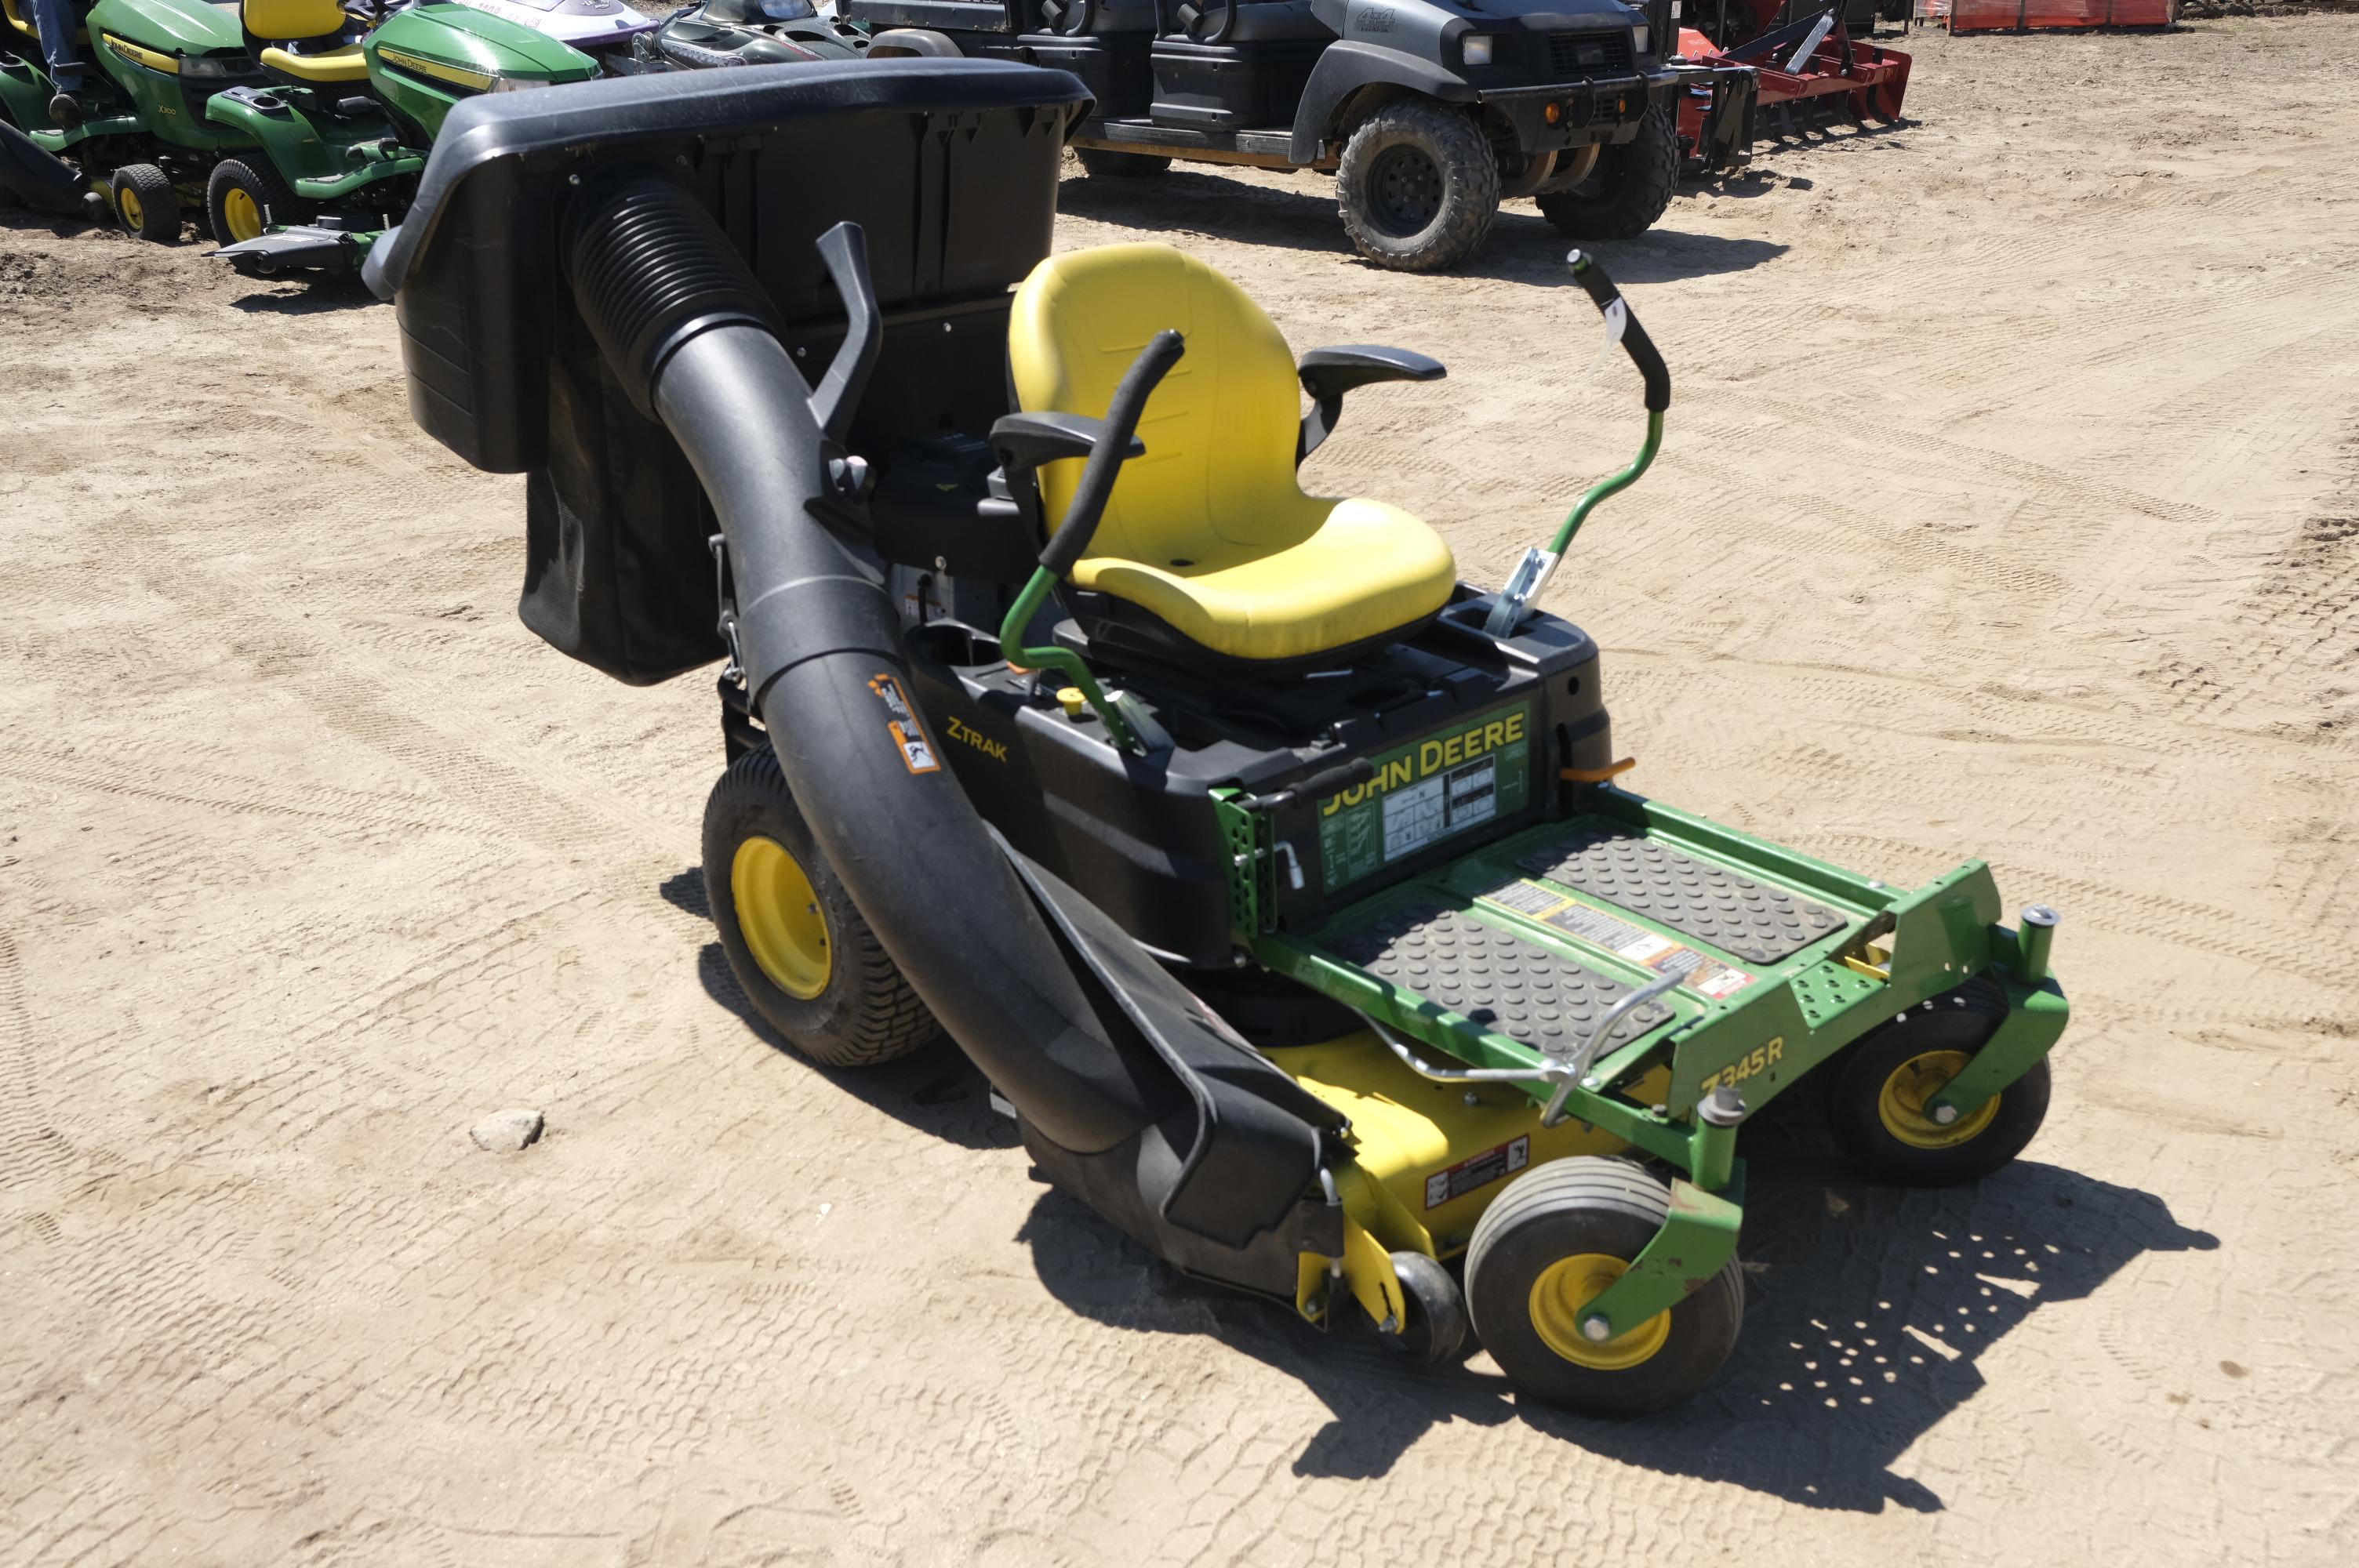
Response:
[118, 185, 142, 230]
[1877, 1049, 1999, 1149]
[1528, 1253, 1672, 1370]
[731, 835, 831, 1000]
[220, 186, 262, 243]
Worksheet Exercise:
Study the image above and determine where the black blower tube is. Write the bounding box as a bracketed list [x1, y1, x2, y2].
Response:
[565, 176, 1173, 1155]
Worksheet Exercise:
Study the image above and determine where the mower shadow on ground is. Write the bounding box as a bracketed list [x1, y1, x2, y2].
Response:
[1016, 1090, 2217, 1510]
[229, 276, 380, 315]
[663, 866, 1013, 1152]
[1053, 170, 1789, 286]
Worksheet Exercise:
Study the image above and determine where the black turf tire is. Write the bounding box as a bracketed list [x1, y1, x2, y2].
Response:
[1827, 982, 2052, 1186]
[1465, 1156, 1744, 1416]
[702, 744, 940, 1068]
[1534, 103, 1679, 241]
[1075, 147, 1172, 178]
[110, 163, 178, 243]
[205, 158, 304, 249]
[1383, 1251, 1470, 1366]
[1335, 99, 1499, 273]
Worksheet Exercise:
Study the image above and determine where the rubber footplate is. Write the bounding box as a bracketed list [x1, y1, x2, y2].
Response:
[1325, 901, 1673, 1057]
[1517, 827, 1847, 964]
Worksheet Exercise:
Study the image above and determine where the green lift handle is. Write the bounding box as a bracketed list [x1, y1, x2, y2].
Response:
[1483, 251, 1671, 639]
[996, 330, 1188, 752]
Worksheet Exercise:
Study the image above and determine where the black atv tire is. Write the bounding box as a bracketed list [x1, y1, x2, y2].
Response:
[1336, 99, 1499, 273]
[1465, 1156, 1744, 1416]
[1075, 147, 1172, 178]
[1536, 103, 1679, 241]
[1827, 981, 2052, 1186]
[206, 158, 304, 249]
[702, 743, 940, 1069]
[110, 163, 178, 243]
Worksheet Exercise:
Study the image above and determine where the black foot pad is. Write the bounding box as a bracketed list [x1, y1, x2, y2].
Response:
[1518, 827, 1847, 964]
[1325, 901, 1672, 1058]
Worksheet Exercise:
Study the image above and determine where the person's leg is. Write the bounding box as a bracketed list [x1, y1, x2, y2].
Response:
[25, 0, 89, 126]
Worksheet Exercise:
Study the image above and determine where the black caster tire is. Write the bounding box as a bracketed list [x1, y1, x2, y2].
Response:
[702, 744, 939, 1068]
[111, 163, 178, 243]
[1075, 147, 1172, 178]
[1336, 99, 1499, 273]
[1535, 103, 1679, 241]
[1382, 1250, 1470, 1366]
[1465, 1156, 1744, 1416]
[1828, 982, 2052, 1186]
[207, 158, 303, 248]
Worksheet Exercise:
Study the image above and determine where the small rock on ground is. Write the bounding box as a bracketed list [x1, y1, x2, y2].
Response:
[470, 1109, 544, 1152]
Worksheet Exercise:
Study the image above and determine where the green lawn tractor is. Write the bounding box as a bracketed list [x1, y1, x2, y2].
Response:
[0, 0, 267, 231]
[366, 60, 2068, 1414]
[202, 0, 601, 276]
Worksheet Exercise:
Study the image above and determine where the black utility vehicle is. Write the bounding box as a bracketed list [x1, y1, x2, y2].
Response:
[838, 0, 1683, 270]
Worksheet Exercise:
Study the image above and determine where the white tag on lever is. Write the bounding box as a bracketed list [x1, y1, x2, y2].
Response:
[1585, 297, 1629, 377]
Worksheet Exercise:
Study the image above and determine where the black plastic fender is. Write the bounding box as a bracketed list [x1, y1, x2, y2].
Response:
[0, 117, 87, 216]
[1288, 39, 1474, 164]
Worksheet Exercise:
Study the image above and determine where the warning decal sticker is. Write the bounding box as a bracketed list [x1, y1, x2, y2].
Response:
[1480, 879, 1755, 999]
[1318, 703, 1532, 892]
[1424, 1134, 1529, 1210]
[867, 673, 940, 775]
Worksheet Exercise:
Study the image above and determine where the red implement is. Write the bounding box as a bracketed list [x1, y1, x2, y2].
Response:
[1671, 7, 1912, 176]
[1947, 0, 2175, 31]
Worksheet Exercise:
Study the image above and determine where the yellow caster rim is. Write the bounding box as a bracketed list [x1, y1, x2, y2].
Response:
[1877, 1048, 1999, 1149]
[1528, 1252, 1672, 1370]
[118, 185, 143, 231]
[731, 835, 831, 1000]
[220, 187, 262, 243]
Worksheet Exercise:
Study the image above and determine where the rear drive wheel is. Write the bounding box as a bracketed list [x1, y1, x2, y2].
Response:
[1075, 147, 1172, 178]
[110, 163, 178, 242]
[1336, 99, 1498, 272]
[1382, 1251, 1470, 1366]
[1465, 1156, 1744, 1415]
[703, 743, 939, 1068]
[206, 158, 303, 247]
[1828, 982, 2052, 1185]
[1536, 102, 1678, 241]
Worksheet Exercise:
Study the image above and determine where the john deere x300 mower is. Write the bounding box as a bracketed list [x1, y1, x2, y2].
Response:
[367, 60, 2068, 1413]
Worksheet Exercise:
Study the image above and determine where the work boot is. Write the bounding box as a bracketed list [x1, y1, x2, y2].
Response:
[48, 92, 82, 130]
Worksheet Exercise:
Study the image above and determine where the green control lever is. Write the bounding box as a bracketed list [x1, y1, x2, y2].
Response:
[1483, 251, 1671, 638]
[997, 330, 1188, 750]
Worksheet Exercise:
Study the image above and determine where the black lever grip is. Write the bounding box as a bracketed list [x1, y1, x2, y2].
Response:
[1237, 755, 1375, 812]
[1567, 249, 1670, 414]
[1038, 329, 1186, 577]
[809, 221, 881, 442]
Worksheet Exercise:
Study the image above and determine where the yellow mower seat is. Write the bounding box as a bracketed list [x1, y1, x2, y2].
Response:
[256, 42, 367, 82]
[1009, 243, 1456, 667]
[244, 0, 369, 82]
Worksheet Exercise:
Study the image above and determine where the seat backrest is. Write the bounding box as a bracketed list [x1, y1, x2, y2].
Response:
[243, 0, 347, 44]
[1010, 243, 1314, 568]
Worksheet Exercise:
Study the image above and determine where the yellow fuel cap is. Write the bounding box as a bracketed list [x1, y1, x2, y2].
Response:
[1056, 687, 1089, 720]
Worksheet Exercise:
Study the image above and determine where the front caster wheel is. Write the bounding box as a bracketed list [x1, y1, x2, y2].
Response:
[1381, 1250, 1469, 1366]
[703, 744, 940, 1067]
[1465, 1156, 1743, 1415]
[1828, 982, 2052, 1185]
[111, 164, 179, 243]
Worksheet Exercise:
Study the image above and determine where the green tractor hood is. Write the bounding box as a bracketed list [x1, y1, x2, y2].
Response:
[85, 0, 245, 55]
[367, 5, 605, 89]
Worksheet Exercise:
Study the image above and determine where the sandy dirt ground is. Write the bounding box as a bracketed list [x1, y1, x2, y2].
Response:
[5, 16, 2358, 1566]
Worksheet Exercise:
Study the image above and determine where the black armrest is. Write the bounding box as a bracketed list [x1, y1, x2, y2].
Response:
[990, 410, 1145, 477]
[1297, 345, 1445, 462]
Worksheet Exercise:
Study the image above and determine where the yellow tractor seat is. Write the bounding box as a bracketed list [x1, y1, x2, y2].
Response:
[1009, 242, 1456, 670]
[256, 42, 368, 82]
[3, 0, 86, 43]
[242, 0, 368, 84]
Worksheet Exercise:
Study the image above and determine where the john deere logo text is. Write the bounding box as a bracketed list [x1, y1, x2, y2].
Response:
[1320, 712, 1526, 815]
[945, 715, 1008, 763]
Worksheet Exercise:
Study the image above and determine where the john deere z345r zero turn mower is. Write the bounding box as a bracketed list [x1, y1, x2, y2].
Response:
[368, 60, 2069, 1413]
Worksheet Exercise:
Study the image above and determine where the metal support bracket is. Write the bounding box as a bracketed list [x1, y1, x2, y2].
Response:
[1924, 976, 2069, 1123]
[1572, 1167, 1746, 1345]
